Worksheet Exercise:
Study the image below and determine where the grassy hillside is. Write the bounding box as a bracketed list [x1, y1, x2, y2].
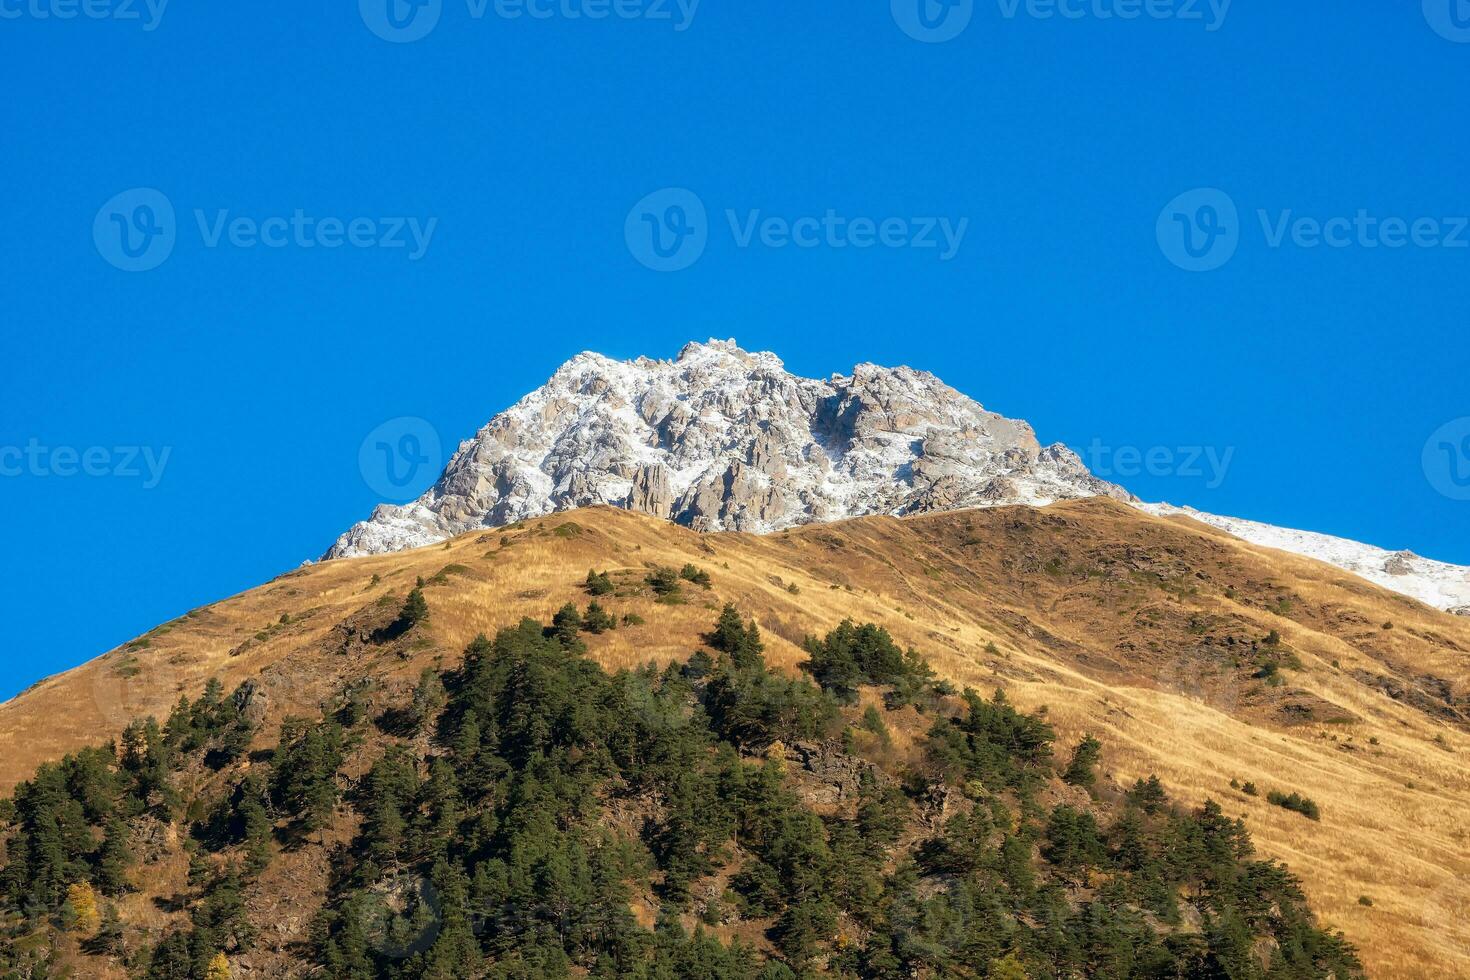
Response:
[0, 500, 1466, 977]
[2, 599, 1364, 978]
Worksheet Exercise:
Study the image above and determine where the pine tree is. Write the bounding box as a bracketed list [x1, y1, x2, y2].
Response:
[859, 705, 891, 747]
[240, 777, 273, 876]
[325, 895, 377, 979]
[145, 930, 193, 978]
[552, 603, 583, 648]
[710, 603, 764, 669]
[97, 901, 126, 956]
[399, 588, 429, 631]
[585, 569, 614, 596]
[646, 566, 682, 599]
[1127, 775, 1169, 814]
[1063, 734, 1102, 792]
[582, 601, 616, 634]
[412, 668, 447, 734]
[97, 815, 133, 895]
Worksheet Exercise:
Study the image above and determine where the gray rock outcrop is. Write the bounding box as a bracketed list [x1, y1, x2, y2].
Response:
[325, 339, 1133, 558]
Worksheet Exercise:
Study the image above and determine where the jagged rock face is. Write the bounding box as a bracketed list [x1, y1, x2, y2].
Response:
[325, 339, 1132, 558]
[1385, 551, 1418, 576]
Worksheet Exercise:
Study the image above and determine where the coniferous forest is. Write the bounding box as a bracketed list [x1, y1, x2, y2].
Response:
[0, 587, 1364, 979]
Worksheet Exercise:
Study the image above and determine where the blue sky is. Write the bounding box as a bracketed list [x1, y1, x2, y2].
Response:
[1, 1, 1467, 700]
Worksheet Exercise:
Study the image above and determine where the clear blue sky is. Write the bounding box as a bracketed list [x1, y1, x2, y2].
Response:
[1, 1, 1467, 700]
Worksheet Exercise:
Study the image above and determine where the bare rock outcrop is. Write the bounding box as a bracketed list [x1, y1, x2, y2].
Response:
[325, 339, 1131, 558]
[627, 463, 674, 519]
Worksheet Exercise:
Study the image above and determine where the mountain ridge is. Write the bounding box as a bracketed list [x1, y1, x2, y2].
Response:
[325, 340, 1470, 614]
[325, 338, 1131, 557]
[6, 499, 1469, 978]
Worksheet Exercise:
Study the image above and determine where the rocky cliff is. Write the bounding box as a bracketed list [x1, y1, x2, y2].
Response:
[325, 339, 1130, 558]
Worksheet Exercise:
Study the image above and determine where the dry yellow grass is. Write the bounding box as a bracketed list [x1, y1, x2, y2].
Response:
[1, 500, 1467, 977]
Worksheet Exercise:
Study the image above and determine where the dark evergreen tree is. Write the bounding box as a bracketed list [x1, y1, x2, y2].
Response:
[396, 587, 430, 633]
[1062, 733, 1102, 792]
[551, 602, 584, 649]
[582, 601, 616, 634]
[584, 569, 615, 595]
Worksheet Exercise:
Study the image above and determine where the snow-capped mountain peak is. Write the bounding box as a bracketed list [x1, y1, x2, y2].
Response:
[325, 339, 1131, 559]
[324, 339, 1470, 615]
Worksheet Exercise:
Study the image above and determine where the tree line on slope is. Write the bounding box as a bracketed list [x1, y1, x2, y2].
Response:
[0, 592, 1363, 980]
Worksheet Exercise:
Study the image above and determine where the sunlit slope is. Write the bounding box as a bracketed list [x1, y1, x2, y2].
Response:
[1, 499, 1466, 978]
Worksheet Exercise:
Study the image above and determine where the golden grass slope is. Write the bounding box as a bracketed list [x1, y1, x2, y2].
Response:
[1, 499, 1467, 978]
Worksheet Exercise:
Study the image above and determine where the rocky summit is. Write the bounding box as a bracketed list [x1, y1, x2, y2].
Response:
[323, 339, 1470, 615]
[326, 339, 1131, 558]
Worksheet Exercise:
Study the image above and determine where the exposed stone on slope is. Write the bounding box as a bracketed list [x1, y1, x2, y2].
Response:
[326, 339, 1131, 558]
[627, 463, 674, 519]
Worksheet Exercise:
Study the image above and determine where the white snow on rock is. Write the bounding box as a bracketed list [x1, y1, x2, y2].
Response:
[324, 338, 1470, 614]
[1136, 504, 1470, 613]
[325, 339, 1130, 558]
